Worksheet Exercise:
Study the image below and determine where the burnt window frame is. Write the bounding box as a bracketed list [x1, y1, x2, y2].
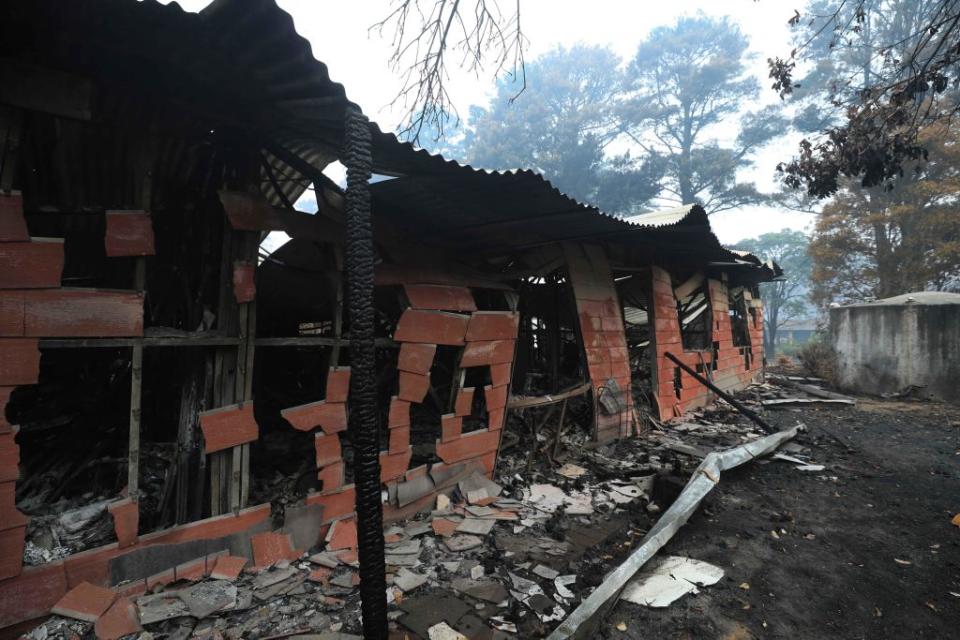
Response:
[673, 273, 712, 352]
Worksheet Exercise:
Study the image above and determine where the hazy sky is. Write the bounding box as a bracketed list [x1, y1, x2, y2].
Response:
[163, 0, 817, 244]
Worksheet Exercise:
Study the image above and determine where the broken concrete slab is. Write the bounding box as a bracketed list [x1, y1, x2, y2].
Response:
[509, 572, 544, 598]
[282, 502, 325, 551]
[393, 567, 428, 592]
[384, 553, 421, 567]
[455, 518, 495, 536]
[178, 580, 237, 618]
[428, 621, 468, 640]
[444, 535, 483, 552]
[532, 564, 560, 580]
[458, 471, 502, 502]
[399, 593, 471, 638]
[403, 521, 433, 538]
[451, 578, 508, 604]
[136, 592, 189, 625]
[308, 551, 340, 568]
[385, 539, 421, 555]
[253, 565, 298, 589]
[555, 575, 576, 600]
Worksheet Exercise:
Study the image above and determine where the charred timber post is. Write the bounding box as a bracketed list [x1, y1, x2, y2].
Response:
[343, 105, 388, 638]
[663, 351, 775, 435]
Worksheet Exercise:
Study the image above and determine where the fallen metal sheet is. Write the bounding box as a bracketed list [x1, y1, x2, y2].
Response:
[761, 398, 855, 407]
[620, 556, 723, 607]
[546, 424, 802, 640]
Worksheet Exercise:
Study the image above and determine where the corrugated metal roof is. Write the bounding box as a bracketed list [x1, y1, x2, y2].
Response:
[621, 205, 704, 228]
[2, 0, 777, 279]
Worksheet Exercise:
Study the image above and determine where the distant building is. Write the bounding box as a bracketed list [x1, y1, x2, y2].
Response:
[776, 318, 818, 346]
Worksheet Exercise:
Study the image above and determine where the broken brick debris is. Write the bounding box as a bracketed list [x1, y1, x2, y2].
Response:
[93, 596, 141, 640]
[454, 387, 475, 417]
[315, 432, 342, 468]
[232, 261, 256, 303]
[394, 309, 469, 345]
[325, 518, 358, 552]
[107, 498, 139, 549]
[326, 367, 351, 403]
[208, 555, 248, 581]
[283, 399, 347, 434]
[104, 210, 155, 257]
[398, 370, 431, 403]
[403, 284, 477, 312]
[51, 581, 118, 623]
[250, 531, 299, 568]
[198, 401, 258, 453]
[398, 342, 438, 375]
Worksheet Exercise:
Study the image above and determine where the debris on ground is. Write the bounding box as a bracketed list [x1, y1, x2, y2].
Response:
[23, 377, 841, 639]
[620, 555, 724, 607]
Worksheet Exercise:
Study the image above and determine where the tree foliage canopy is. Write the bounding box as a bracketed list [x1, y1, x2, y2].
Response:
[435, 16, 781, 216]
[457, 45, 664, 211]
[808, 118, 960, 305]
[771, 0, 960, 197]
[620, 15, 784, 212]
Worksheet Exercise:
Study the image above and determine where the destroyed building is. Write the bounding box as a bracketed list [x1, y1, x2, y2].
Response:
[0, 0, 779, 631]
[830, 291, 960, 403]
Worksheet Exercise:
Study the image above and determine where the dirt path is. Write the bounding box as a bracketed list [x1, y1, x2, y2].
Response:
[601, 398, 960, 639]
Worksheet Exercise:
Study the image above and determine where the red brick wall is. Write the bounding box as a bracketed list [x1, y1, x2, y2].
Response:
[650, 266, 763, 421]
[303, 282, 518, 534]
[564, 242, 634, 441]
[0, 194, 146, 577]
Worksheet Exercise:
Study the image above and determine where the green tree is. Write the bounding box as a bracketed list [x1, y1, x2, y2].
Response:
[807, 118, 960, 305]
[459, 44, 663, 211]
[734, 229, 813, 357]
[620, 14, 785, 213]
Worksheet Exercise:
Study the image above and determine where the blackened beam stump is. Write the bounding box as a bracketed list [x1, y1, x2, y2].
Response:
[344, 105, 388, 639]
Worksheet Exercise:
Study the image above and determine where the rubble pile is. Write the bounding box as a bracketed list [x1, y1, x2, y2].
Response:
[24, 380, 826, 639]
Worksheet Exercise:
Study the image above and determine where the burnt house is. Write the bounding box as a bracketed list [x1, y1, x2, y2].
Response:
[0, 0, 778, 630]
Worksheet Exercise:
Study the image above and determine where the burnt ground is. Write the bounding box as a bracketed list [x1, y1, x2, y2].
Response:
[600, 397, 960, 640]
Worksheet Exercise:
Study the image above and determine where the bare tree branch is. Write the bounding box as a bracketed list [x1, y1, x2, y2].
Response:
[371, 0, 528, 144]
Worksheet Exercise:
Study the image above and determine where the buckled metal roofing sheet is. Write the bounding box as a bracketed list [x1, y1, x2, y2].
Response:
[2, 0, 777, 278]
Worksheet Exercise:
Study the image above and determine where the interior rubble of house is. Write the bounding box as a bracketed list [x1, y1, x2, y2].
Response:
[0, 0, 780, 633]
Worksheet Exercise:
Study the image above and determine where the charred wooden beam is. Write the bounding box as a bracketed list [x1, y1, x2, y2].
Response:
[343, 105, 387, 639]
